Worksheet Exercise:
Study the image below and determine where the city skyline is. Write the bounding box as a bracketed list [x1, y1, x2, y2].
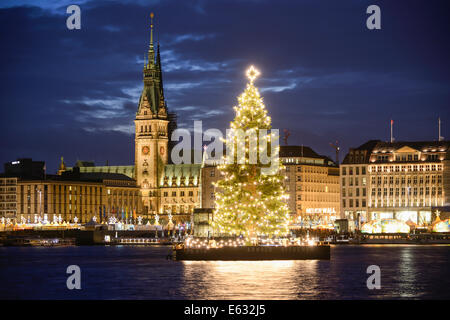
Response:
[1, 0, 449, 173]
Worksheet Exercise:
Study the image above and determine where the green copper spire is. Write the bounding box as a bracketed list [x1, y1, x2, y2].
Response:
[148, 12, 155, 67]
[138, 13, 167, 117]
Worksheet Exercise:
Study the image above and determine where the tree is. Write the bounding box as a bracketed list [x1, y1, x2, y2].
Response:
[212, 66, 290, 239]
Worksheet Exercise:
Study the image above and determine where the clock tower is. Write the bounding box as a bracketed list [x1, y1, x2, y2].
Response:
[135, 13, 169, 217]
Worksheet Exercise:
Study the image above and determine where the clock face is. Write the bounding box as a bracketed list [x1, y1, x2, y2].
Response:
[160, 146, 165, 156]
[142, 146, 150, 155]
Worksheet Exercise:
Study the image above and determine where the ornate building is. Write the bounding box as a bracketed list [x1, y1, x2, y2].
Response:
[134, 16, 169, 216]
[340, 140, 450, 230]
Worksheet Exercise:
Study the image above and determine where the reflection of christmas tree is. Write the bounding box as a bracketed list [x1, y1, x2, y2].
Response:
[212, 66, 290, 239]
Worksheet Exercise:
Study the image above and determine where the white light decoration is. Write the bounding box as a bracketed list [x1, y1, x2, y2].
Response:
[212, 66, 290, 239]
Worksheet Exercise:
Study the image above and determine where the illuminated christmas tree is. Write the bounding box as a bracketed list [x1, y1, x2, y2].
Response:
[212, 66, 290, 239]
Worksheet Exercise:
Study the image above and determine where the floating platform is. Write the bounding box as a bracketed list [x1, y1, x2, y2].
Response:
[173, 245, 330, 261]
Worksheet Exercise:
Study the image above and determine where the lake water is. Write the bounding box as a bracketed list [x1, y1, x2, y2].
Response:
[1, 245, 449, 299]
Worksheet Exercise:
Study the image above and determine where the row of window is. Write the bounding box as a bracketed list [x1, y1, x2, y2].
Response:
[163, 191, 196, 197]
[342, 188, 367, 197]
[371, 187, 442, 196]
[371, 175, 442, 185]
[341, 177, 367, 187]
[342, 199, 367, 208]
[341, 166, 366, 175]
[0, 179, 17, 186]
[370, 164, 442, 173]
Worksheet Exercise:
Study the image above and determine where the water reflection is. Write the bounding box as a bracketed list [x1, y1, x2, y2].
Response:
[397, 247, 419, 298]
[1, 245, 449, 299]
[180, 260, 320, 299]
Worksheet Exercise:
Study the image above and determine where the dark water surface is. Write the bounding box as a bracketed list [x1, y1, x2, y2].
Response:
[1, 245, 449, 299]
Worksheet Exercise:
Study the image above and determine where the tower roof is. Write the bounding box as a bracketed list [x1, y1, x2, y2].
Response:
[137, 13, 167, 118]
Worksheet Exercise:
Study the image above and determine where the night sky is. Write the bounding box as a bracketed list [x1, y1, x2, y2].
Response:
[1, 0, 449, 173]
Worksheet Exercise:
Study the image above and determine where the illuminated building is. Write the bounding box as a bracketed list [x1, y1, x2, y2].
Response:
[1, 160, 140, 223]
[341, 140, 450, 230]
[201, 145, 340, 226]
[0, 176, 17, 221]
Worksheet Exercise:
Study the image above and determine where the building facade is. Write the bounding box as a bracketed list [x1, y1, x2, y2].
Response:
[1, 160, 141, 223]
[14, 174, 140, 224]
[0, 176, 18, 221]
[341, 140, 450, 229]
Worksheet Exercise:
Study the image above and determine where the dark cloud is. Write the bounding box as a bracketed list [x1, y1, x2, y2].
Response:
[1, 0, 449, 172]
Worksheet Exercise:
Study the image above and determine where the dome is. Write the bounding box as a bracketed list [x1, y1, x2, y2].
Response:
[361, 219, 410, 234]
[432, 219, 450, 233]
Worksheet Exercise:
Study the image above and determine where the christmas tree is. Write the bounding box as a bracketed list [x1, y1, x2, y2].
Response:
[212, 66, 290, 239]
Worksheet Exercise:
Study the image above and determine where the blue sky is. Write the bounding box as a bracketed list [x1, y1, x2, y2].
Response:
[1, 0, 449, 172]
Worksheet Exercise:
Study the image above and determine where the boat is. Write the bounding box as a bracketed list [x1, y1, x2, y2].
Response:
[0, 237, 75, 247]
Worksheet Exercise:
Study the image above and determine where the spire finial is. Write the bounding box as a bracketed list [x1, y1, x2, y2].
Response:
[246, 65, 260, 84]
[150, 12, 154, 49]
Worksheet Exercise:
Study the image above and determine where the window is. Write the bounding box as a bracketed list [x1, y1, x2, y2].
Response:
[188, 191, 194, 197]
[180, 191, 185, 197]
[210, 169, 215, 177]
[342, 167, 347, 175]
[362, 167, 366, 175]
[172, 191, 177, 197]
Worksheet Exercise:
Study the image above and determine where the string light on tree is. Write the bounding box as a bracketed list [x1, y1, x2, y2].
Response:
[212, 66, 290, 240]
